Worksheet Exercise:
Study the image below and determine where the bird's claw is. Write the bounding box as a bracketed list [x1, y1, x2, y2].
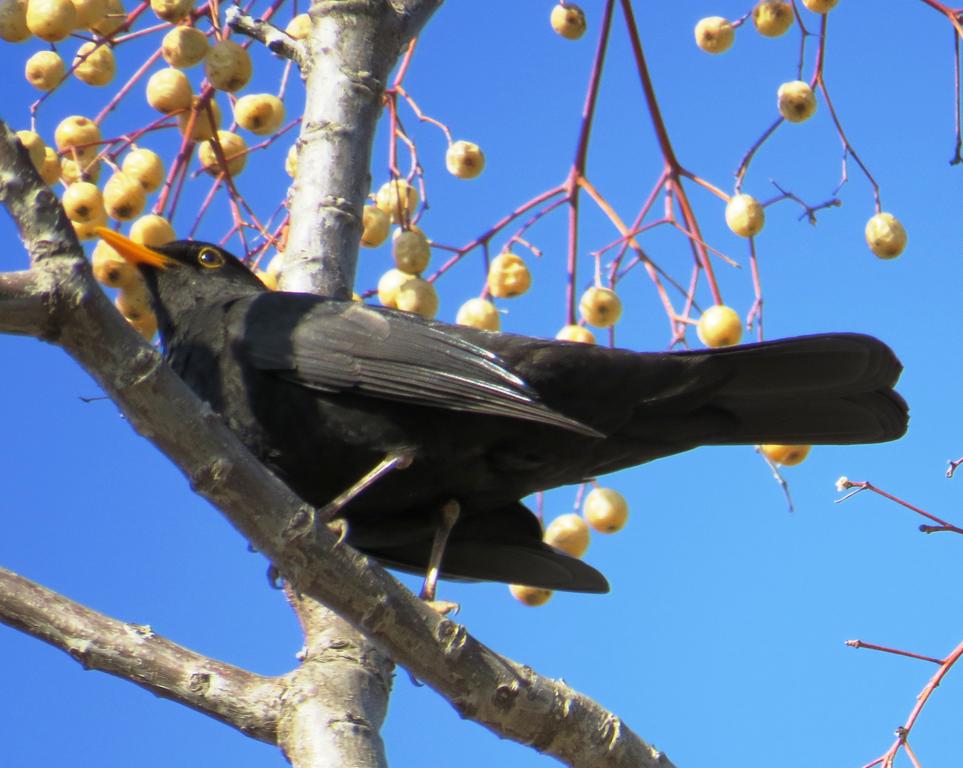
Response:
[424, 599, 460, 616]
[326, 517, 349, 545]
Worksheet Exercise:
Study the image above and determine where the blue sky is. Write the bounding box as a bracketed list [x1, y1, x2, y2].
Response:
[3, 2, 963, 766]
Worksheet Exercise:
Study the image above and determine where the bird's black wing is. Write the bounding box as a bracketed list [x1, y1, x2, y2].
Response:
[234, 293, 602, 436]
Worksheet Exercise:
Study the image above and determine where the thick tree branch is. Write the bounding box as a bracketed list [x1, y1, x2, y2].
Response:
[226, 7, 307, 68]
[0, 567, 281, 742]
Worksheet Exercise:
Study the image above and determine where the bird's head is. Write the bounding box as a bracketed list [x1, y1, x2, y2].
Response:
[95, 228, 267, 332]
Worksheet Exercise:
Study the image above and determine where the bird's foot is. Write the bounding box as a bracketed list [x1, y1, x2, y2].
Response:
[325, 517, 349, 545]
[317, 450, 415, 523]
[418, 499, 461, 604]
[424, 600, 460, 616]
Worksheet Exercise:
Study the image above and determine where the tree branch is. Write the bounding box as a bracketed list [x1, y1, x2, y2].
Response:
[0, 567, 281, 742]
[226, 7, 307, 68]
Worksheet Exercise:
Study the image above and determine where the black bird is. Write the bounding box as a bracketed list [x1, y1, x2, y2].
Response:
[96, 229, 908, 596]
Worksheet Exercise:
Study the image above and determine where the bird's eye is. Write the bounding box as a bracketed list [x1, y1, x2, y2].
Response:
[197, 247, 225, 269]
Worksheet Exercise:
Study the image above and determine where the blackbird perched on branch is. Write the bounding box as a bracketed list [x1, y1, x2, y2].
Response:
[97, 229, 908, 597]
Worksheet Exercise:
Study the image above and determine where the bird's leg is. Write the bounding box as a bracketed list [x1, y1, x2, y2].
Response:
[318, 450, 414, 523]
[420, 500, 461, 614]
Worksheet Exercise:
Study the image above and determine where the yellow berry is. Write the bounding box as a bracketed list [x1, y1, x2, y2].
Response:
[549, 3, 586, 40]
[62, 181, 104, 223]
[89, 0, 124, 36]
[177, 96, 221, 140]
[752, 1, 793, 36]
[578, 286, 622, 328]
[285, 12, 310, 39]
[26, 0, 76, 41]
[72, 209, 107, 240]
[234, 93, 285, 135]
[509, 584, 552, 606]
[0, 0, 30, 42]
[377, 268, 410, 308]
[555, 324, 595, 344]
[802, 0, 837, 13]
[198, 130, 247, 176]
[583, 487, 628, 534]
[73, 41, 115, 86]
[487, 251, 531, 298]
[103, 171, 146, 221]
[162, 25, 208, 68]
[15, 130, 45, 171]
[256, 269, 277, 290]
[205, 39, 252, 92]
[361, 204, 389, 247]
[395, 277, 438, 319]
[375, 179, 419, 224]
[445, 139, 486, 179]
[39, 146, 60, 184]
[392, 226, 430, 274]
[456, 297, 500, 331]
[122, 147, 164, 192]
[60, 156, 101, 184]
[150, 0, 190, 22]
[70, 0, 107, 28]
[697, 304, 742, 348]
[115, 280, 152, 320]
[146, 68, 193, 114]
[865, 212, 906, 259]
[55, 115, 101, 161]
[129, 214, 175, 246]
[760, 444, 812, 466]
[777, 80, 816, 123]
[24, 50, 64, 90]
[725, 193, 765, 238]
[694, 16, 733, 54]
[128, 310, 158, 340]
[544, 513, 590, 557]
[91, 239, 139, 288]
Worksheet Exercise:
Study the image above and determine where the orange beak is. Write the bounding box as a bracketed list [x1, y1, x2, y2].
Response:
[95, 227, 177, 269]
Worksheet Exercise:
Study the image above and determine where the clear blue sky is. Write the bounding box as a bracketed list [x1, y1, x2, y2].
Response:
[3, 2, 963, 766]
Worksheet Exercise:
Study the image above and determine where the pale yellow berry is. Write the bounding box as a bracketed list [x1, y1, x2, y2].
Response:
[146, 67, 193, 114]
[361, 204, 389, 247]
[39, 146, 60, 184]
[375, 179, 419, 223]
[70, 0, 107, 28]
[62, 181, 104, 223]
[549, 3, 586, 40]
[91, 239, 139, 287]
[103, 171, 147, 221]
[15, 130, 45, 171]
[446, 140, 485, 179]
[129, 214, 175, 246]
[205, 39, 252, 92]
[285, 144, 297, 178]
[760, 444, 812, 466]
[583, 488, 629, 534]
[234, 93, 285, 135]
[802, 0, 837, 13]
[26, 0, 76, 41]
[128, 310, 158, 340]
[578, 286, 622, 328]
[752, 1, 793, 36]
[777, 80, 816, 123]
[544, 513, 590, 557]
[0, 0, 30, 42]
[725, 193, 765, 237]
[694, 16, 733, 54]
[60, 156, 101, 184]
[392, 226, 430, 274]
[88, 0, 124, 36]
[72, 209, 107, 240]
[509, 584, 552, 606]
[285, 13, 310, 39]
[555, 324, 595, 344]
[24, 50, 64, 90]
[177, 96, 221, 140]
[115, 280, 152, 320]
[73, 41, 115, 86]
[198, 130, 247, 176]
[55, 115, 101, 161]
[256, 270, 277, 290]
[865, 212, 906, 259]
[150, 0, 190, 22]
[487, 251, 531, 298]
[377, 268, 410, 308]
[395, 277, 438, 319]
[697, 304, 743, 348]
[456, 298, 500, 331]
[122, 147, 164, 192]
[162, 26, 208, 68]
